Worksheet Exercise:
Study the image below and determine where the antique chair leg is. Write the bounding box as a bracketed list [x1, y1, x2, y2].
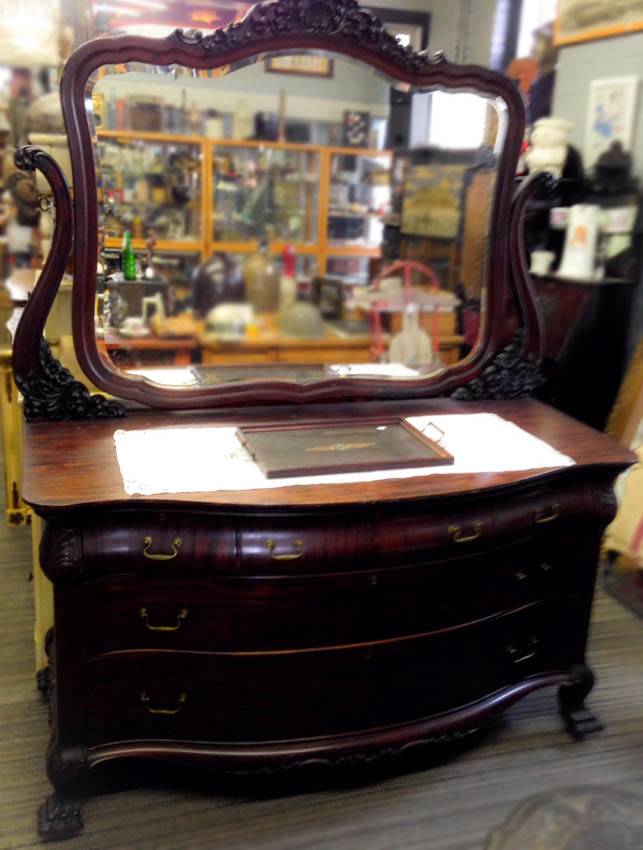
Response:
[37, 792, 83, 842]
[558, 663, 604, 740]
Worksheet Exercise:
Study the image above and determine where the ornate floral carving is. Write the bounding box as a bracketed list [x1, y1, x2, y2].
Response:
[39, 525, 83, 582]
[15, 338, 125, 422]
[174, 0, 446, 72]
[225, 727, 479, 776]
[451, 331, 544, 401]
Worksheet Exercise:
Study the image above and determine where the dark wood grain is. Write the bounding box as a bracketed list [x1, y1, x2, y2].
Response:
[80, 533, 591, 656]
[30, 396, 631, 838]
[82, 598, 579, 746]
[23, 399, 634, 512]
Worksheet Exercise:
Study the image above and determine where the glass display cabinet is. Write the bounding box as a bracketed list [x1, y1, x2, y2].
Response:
[327, 148, 391, 250]
[211, 141, 319, 246]
[95, 132, 203, 250]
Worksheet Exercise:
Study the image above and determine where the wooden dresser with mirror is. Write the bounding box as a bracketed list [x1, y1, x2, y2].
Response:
[12, 0, 634, 840]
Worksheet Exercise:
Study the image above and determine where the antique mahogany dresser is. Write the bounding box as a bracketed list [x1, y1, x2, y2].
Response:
[13, 0, 635, 840]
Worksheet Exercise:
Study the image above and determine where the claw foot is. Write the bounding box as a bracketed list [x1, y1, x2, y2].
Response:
[561, 707, 604, 740]
[558, 663, 603, 741]
[37, 792, 83, 842]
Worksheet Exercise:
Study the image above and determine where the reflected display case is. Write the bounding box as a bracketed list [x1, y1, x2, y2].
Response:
[97, 132, 203, 250]
[212, 141, 319, 245]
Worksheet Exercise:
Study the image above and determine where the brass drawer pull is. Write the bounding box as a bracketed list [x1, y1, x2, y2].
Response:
[449, 521, 483, 544]
[143, 536, 182, 561]
[506, 636, 540, 664]
[534, 504, 561, 525]
[140, 691, 187, 716]
[139, 607, 188, 632]
[265, 538, 304, 561]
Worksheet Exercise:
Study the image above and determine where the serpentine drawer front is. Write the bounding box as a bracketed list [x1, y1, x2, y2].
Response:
[70, 483, 596, 583]
[84, 599, 579, 747]
[82, 533, 590, 657]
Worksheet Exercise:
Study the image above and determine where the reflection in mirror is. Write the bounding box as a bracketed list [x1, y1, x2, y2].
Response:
[87, 52, 506, 389]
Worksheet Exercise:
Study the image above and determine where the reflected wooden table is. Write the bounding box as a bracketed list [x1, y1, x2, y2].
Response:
[100, 315, 464, 369]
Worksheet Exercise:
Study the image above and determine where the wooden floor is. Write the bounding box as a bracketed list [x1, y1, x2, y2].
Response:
[2, 512, 643, 849]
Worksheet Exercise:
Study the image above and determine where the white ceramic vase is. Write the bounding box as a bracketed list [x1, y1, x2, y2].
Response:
[526, 117, 574, 179]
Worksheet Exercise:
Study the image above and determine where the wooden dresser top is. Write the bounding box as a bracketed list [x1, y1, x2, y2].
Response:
[22, 398, 635, 513]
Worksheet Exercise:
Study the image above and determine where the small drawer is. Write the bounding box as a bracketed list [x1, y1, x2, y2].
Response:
[80, 511, 237, 578]
[373, 502, 495, 566]
[237, 513, 379, 574]
[494, 482, 595, 539]
[84, 599, 579, 747]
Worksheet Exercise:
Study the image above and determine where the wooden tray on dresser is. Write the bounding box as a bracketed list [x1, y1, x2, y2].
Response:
[237, 417, 453, 478]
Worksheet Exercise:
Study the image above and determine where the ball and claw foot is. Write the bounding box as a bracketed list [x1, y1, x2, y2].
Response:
[558, 663, 603, 741]
[561, 707, 604, 740]
[37, 793, 83, 842]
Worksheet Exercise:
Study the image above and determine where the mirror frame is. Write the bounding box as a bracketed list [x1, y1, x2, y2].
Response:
[13, 0, 546, 415]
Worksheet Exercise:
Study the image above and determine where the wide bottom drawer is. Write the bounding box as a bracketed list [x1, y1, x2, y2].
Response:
[85, 599, 581, 746]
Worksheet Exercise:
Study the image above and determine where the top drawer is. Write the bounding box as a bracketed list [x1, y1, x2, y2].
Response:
[40, 478, 600, 582]
[494, 480, 595, 538]
[79, 511, 236, 577]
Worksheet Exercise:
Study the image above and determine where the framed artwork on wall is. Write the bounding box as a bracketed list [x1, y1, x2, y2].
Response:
[556, 0, 643, 46]
[585, 76, 639, 167]
[265, 55, 334, 78]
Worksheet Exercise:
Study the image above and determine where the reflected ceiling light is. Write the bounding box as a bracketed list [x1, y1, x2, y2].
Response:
[111, 0, 168, 9]
[0, 0, 59, 65]
[94, 3, 140, 14]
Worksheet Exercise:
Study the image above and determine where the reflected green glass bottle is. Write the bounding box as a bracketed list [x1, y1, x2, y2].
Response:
[121, 231, 137, 281]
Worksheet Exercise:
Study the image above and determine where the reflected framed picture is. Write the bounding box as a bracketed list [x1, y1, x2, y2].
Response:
[265, 55, 334, 78]
[585, 76, 639, 167]
[237, 418, 453, 478]
[556, 0, 643, 46]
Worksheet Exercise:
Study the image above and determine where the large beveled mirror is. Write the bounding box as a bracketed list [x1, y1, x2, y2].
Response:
[49, 0, 527, 409]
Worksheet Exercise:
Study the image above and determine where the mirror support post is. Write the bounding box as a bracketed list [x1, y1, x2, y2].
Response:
[11, 146, 126, 421]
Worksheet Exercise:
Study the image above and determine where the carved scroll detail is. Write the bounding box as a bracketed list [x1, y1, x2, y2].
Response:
[174, 0, 446, 71]
[12, 146, 126, 421]
[39, 525, 83, 582]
